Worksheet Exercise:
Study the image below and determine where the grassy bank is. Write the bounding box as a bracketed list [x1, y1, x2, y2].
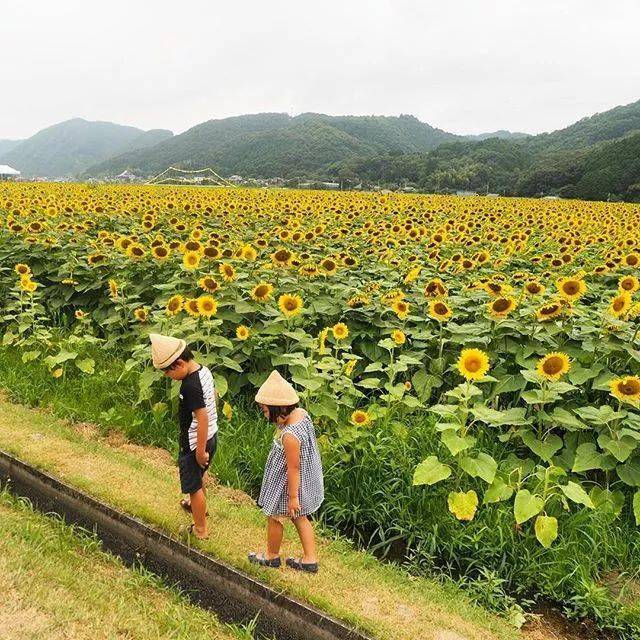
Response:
[0, 345, 638, 637]
[0, 489, 255, 640]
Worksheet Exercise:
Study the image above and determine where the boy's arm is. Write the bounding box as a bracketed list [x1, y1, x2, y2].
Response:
[283, 433, 301, 517]
[193, 407, 209, 468]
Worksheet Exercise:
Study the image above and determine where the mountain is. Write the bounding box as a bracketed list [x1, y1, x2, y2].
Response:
[0, 140, 22, 157]
[465, 130, 530, 141]
[0, 119, 173, 176]
[83, 113, 461, 178]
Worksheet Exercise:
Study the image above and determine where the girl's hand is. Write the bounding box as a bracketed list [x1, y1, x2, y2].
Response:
[288, 495, 301, 518]
[196, 449, 210, 469]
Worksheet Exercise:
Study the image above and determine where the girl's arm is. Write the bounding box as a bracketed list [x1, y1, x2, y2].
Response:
[283, 433, 301, 518]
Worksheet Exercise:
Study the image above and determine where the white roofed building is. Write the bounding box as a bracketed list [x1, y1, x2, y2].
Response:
[0, 165, 20, 181]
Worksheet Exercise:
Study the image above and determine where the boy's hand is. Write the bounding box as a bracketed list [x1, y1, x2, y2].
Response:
[288, 495, 301, 518]
[196, 449, 209, 469]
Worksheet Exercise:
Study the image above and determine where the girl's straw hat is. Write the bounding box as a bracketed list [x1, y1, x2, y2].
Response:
[255, 370, 300, 406]
[150, 333, 186, 369]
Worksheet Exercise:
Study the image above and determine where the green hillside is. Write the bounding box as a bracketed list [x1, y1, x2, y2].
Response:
[82, 112, 460, 178]
[0, 119, 173, 177]
[0, 139, 22, 157]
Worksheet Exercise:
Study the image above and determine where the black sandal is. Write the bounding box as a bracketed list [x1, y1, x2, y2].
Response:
[248, 552, 281, 568]
[286, 557, 318, 573]
[180, 499, 209, 516]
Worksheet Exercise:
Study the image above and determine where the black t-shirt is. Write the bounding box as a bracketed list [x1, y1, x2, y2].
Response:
[178, 366, 207, 452]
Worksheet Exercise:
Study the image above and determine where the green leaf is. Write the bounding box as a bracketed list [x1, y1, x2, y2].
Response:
[560, 481, 594, 508]
[412, 368, 439, 402]
[521, 430, 563, 462]
[460, 453, 497, 484]
[21, 350, 41, 363]
[548, 407, 588, 431]
[576, 405, 626, 425]
[597, 434, 637, 463]
[413, 456, 452, 486]
[589, 487, 625, 518]
[75, 358, 95, 375]
[471, 405, 530, 427]
[441, 430, 476, 456]
[534, 515, 558, 548]
[483, 478, 514, 504]
[53, 349, 78, 365]
[447, 490, 478, 521]
[634, 491, 640, 526]
[572, 443, 608, 472]
[514, 489, 544, 524]
[355, 377, 381, 389]
[617, 458, 640, 487]
[213, 373, 228, 398]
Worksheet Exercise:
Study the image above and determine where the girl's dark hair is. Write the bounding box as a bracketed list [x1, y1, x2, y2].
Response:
[267, 403, 298, 424]
[177, 346, 194, 362]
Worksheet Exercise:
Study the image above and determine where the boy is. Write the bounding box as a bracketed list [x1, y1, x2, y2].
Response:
[150, 333, 217, 539]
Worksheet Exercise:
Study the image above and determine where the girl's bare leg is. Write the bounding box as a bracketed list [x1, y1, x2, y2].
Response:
[292, 516, 317, 563]
[267, 517, 284, 559]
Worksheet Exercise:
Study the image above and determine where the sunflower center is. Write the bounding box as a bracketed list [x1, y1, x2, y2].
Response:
[493, 298, 510, 312]
[465, 357, 481, 372]
[620, 379, 640, 395]
[543, 356, 564, 375]
[434, 303, 448, 315]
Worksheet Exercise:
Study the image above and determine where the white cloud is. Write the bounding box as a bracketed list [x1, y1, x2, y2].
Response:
[1, 0, 639, 139]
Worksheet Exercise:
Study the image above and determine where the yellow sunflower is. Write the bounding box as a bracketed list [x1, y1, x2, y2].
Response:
[488, 296, 517, 319]
[184, 298, 201, 317]
[198, 275, 220, 293]
[609, 291, 632, 318]
[236, 325, 250, 340]
[219, 263, 236, 282]
[536, 300, 564, 322]
[332, 322, 349, 341]
[251, 282, 274, 302]
[197, 295, 218, 318]
[392, 299, 410, 320]
[351, 410, 371, 427]
[108, 279, 119, 300]
[536, 352, 570, 381]
[151, 245, 170, 261]
[610, 377, 640, 404]
[428, 299, 453, 322]
[457, 348, 490, 381]
[278, 293, 304, 318]
[134, 308, 149, 323]
[166, 294, 183, 316]
[183, 251, 201, 270]
[619, 275, 640, 294]
[556, 276, 587, 302]
[391, 329, 406, 346]
[14, 263, 30, 276]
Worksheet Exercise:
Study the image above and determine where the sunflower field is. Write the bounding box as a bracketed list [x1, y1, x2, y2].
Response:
[1, 182, 640, 632]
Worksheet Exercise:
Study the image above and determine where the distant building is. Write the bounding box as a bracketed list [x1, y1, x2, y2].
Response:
[115, 170, 140, 182]
[228, 175, 244, 184]
[456, 190, 478, 196]
[542, 195, 561, 200]
[0, 165, 20, 181]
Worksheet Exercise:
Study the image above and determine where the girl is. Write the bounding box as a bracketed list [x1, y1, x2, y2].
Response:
[248, 370, 324, 573]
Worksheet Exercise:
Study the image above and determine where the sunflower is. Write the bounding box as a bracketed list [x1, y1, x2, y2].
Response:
[320, 257, 339, 275]
[610, 377, 640, 403]
[457, 348, 490, 381]
[524, 280, 545, 296]
[251, 282, 274, 302]
[619, 275, 640, 294]
[183, 251, 201, 270]
[14, 263, 30, 276]
[151, 245, 170, 261]
[391, 329, 406, 346]
[344, 359, 357, 376]
[134, 308, 149, 323]
[241, 245, 258, 261]
[624, 253, 639, 267]
[536, 300, 564, 321]
[107, 279, 119, 300]
[271, 248, 293, 267]
[126, 243, 146, 260]
[351, 410, 371, 427]
[536, 352, 570, 381]
[347, 294, 370, 308]
[483, 281, 512, 297]
[429, 299, 453, 322]
[184, 298, 201, 317]
[488, 296, 517, 319]
[236, 325, 250, 340]
[219, 263, 236, 282]
[166, 294, 183, 315]
[278, 293, 303, 318]
[609, 291, 632, 318]
[424, 279, 447, 297]
[332, 322, 349, 340]
[74, 310, 86, 319]
[318, 327, 329, 354]
[197, 295, 218, 318]
[198, 275, 220, 293]
[392, 299, 410, 320]
[87, 252, 107, 265]
[556, 276, 587, 302]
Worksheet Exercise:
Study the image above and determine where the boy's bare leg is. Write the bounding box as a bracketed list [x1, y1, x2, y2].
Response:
[190, 488, 208, 537]
[292, 516, 317, 563]
[266, 517, 284, 559]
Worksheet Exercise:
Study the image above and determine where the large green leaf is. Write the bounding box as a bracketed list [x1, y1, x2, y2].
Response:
[483, 478, 514, 504]
[460, 452, 497, 484]
[576, 405, 626, 425]
[514, 489, 544, 524]
[447, 490, 478, 521]
[535, 515, 558, 548]
[560, 481, 594, 508]
[471, 405, 529, 427]
[441, 430, 476, 456]
[521, 430, 563, 462]
[597, 434, 637, 463]
[617, 458, 640, 487]
[75, 358, 95, 375]
[572, 443, 611, 472]
[413, 456, 452, 486]
[549, 407, 588, 431]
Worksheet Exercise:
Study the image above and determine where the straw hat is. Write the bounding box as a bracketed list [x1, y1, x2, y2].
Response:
[255, 370, 300, 406]
[150, 333, 187, 369]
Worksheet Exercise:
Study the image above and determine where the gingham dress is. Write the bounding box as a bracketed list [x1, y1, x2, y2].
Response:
[257, 412, 324, 517]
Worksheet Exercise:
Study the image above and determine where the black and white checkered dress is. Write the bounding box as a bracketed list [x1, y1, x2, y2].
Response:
[257, 412, 324, 517]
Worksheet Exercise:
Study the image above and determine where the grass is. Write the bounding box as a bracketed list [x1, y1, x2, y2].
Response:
[0, 488, 260, 640]
[0, 392, 520, 640]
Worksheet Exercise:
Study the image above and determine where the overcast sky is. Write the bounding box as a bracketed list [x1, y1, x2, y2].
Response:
[2, 0, 639, 140]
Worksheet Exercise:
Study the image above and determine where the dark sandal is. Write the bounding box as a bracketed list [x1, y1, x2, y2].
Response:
[187, 524, 209, 540]
[286, 557, 318, 573]
[248, 552, 281, 568]
[180, 499, 209, 516]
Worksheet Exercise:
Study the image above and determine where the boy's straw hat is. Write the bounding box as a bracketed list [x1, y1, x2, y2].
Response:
[150, 333, 186, 369]
[255, 370, 300, 406]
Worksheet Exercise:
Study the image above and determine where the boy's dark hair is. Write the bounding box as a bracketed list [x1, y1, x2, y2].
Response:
[162, 346, 194, 370]
[267, 403, 298, 424]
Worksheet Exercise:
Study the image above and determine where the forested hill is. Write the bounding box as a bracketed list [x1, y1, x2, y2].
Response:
[0, 119, 173, 176]
[82, 113, 465, 178]
[330, 99, 640, 201]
